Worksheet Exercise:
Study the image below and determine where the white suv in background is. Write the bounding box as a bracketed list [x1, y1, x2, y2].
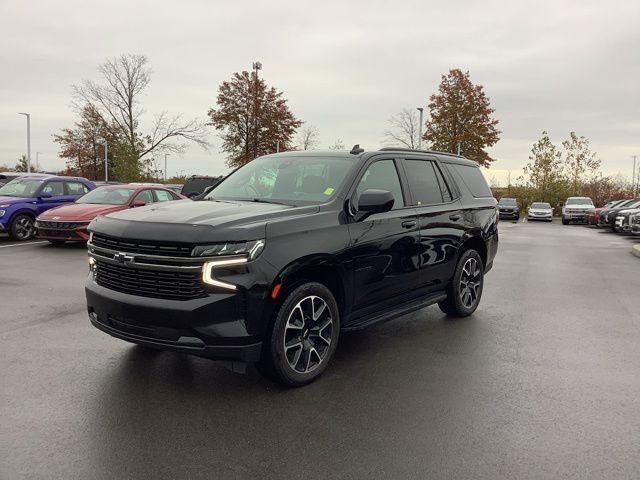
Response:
[562, 197, 595, 225]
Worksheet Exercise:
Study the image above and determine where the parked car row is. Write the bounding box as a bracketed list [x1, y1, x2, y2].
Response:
[596, 198, 640, 234]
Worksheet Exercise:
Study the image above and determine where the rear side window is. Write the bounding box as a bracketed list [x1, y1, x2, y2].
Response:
[154, 189, 176, 202]
[450, 164, 492, 198]
[66, 182, 90, 195]
[403, 160, 444, 206]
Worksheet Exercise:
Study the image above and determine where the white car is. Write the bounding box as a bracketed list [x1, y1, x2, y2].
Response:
[562, 197, 595, 225]
[527, 202, 553, 222]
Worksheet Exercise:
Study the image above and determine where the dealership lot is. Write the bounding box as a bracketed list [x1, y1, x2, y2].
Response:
[1, 223, 639, 479]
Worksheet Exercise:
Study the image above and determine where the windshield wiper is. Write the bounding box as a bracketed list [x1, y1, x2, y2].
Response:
[249, 198, 292, 206]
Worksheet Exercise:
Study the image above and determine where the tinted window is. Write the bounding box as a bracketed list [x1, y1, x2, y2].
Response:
[566, 197, 593, 205]
[452, 164, 492, 198]
[154, 189, 176, 202]
[499, 198, 518, 206]
[403, 160, 444, 206]
[66, 182, 90, 195]
[134, 190, 154, 204]
[42, 181, 65, 196]
[355, 160, 405, 210]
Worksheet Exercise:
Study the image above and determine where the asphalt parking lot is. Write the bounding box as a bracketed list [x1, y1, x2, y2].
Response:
[1, 223, 639, 479]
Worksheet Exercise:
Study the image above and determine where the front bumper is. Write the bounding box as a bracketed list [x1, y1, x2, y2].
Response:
[563, 212, 590, 222]
[86, 279, 263, 362]
[527, 214, 552, 221]
[498, 210, 519, 219]
[36, 222, 90, 242]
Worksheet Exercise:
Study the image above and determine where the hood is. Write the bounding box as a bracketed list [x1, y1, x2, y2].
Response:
[565, 203, 594, 209]
[529, 208, 552, 213]
[38, 203, 127, 221]
[89, 199, 320, 243]
[0, 196, 33, 205]
[618, 208, 640, 216]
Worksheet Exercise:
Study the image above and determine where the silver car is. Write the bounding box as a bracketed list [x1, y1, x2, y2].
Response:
[527, 202, 553, 222]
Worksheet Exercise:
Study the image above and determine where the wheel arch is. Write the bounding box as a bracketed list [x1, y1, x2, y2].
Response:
[459, 233, 487, 268]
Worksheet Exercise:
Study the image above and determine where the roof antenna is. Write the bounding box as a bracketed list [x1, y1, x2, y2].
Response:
[350, 144, 364, 155]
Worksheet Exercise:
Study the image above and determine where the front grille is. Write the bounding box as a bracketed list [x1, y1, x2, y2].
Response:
[38, 229, 82, 238]
[94, 260, 207, 301]
[632, 216, 640, 225]
[37, 221, 89, 229]
[92, 234, 193, 257]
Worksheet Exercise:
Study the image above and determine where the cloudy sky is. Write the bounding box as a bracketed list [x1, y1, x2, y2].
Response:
[1, 0, 638, 184]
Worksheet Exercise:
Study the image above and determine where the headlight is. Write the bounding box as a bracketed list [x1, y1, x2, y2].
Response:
[192, 239, 265, 260]
[198, 239, 265, 291]
[0, 210, 5, 218]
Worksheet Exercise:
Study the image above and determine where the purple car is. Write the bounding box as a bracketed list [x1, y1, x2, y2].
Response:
[0, 175, 95, 241]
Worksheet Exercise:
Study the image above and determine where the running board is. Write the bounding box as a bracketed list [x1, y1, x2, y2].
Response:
[342, 291, 447, 331]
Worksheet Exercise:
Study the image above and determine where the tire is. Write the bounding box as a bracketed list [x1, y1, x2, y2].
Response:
[48, 240, 66, 247]
[10, 214, 35, 241]
[259, 282, 340, 387]
[438, 249, 484, 317]
[562, 217, 569, 225]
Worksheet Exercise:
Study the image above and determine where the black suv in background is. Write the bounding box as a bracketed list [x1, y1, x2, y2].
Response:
[85, 147, 499, 386]
[497, 197, 520, 220]
[180, 175, 223, 198]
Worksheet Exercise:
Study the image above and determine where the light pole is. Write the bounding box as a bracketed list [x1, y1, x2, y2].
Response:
[633, 155, 638, 196]
[99, 139, 108, 182]
[164, 153, 170, 181]
[416, 107, 424, 150]
[36, 152, 41, 171]
[18, 113, 31, 173]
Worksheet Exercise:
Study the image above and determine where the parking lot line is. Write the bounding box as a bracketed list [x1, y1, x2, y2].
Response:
[0, 241, 49, 249]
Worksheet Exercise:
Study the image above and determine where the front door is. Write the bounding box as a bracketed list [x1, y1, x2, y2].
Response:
[347, 158, 421, 312]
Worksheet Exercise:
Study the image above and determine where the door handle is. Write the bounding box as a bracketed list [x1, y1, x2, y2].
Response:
[401, 220, 417, 229]
[449, 214, 462, 221]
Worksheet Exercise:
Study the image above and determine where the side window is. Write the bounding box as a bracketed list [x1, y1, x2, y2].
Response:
[451, 164, 492, 198]
[42, 181, 65, 196]
[134, 190, 154, 204]
[66, 182, 90, 196]
[154, 189, 175, 202]
[403, 160, 444, 206]
[355, 160, 405, 210]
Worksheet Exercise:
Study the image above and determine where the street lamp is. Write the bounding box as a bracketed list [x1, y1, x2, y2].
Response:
[18, 113, 31, 173]
[98, 139, 108, 182]
[164, 153, 170, 181]
[416, 107, 424, 150]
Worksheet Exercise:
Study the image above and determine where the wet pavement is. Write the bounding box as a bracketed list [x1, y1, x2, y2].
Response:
[1, 222, 639, 479]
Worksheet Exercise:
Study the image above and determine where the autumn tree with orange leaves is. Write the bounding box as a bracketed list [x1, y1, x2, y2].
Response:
[208, 70, 302, 168]
[424, 69, 500, 166]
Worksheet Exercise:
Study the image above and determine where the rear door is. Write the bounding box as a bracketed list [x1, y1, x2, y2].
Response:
[65, 181, 91, 201]
[400, 156, 464, 292]
[347, 157, 421, 312]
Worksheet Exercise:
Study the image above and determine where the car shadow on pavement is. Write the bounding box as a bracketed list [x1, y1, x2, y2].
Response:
[86, 308, 485, 477]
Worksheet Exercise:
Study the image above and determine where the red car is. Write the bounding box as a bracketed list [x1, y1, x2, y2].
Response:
[36, 184, 185, 245]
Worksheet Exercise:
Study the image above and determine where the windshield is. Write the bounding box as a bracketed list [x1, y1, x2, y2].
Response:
[566, 197, 593, 205]
[207, 155, 353, 205]
[0, 178, 43, 198]
[498, 198, 517, 206]
[76, 186, 136, 205]
[531, 202, 551, 209]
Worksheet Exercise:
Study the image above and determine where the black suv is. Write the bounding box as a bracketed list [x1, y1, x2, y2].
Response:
[85, 148, 499, 386]
[497, 197, 520, 220]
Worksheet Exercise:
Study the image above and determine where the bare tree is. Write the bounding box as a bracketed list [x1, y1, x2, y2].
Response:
[297, 125, 320, 150]
[73, 54, 208, 162]
[328, 139, 345, 150]
[382, 108, 420, 149]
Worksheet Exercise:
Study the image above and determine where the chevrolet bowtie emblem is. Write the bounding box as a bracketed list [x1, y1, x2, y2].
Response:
[114, 252, 134, 264]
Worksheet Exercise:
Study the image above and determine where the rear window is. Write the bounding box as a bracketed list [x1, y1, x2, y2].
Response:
[450, 164, 492, 198]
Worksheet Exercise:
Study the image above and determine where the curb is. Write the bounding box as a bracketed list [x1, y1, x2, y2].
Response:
[632, 244, 640, 259]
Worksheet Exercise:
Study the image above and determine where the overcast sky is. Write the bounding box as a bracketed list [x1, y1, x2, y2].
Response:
[1, 0, 638, 184]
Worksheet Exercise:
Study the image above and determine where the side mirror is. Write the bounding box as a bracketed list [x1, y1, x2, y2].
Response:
[355, 189, 395, 214]
[39, 192, 52, 199]
[132, 200, 146, 208]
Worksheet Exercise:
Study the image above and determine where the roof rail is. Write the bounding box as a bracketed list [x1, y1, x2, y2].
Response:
[378, 147, 464, 159]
